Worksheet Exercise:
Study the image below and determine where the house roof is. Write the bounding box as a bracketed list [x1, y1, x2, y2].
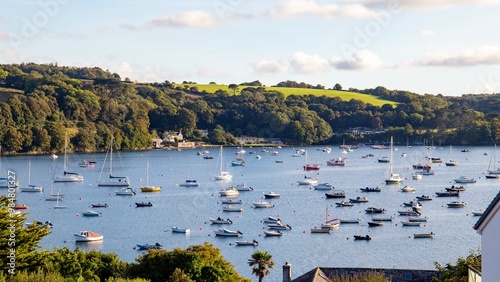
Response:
[292, 267, 330, 282]
[473, 190, 500, 232]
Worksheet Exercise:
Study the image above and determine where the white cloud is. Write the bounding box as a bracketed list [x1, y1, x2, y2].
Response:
[343, 0, 499, 10]
[252, 59, 288, 74]
[196, 67, 223, 77]
[416, 46, 500, 67]
[329, 49, 384, 70]
[290, 52, 329, 74]
[0, 30, 10, 40]
[148, 10, 218, 28]
[269, 0, 376, 19]
[419, 29, 436, 37]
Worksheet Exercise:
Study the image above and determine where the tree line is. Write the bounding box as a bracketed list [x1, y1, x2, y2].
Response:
[0, 63, 499, 155]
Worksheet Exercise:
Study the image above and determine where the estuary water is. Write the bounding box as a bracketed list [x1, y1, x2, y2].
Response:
[2, 145, 498, 281]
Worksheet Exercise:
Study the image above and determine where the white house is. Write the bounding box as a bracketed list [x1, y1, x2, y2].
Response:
[473, 191, 500, 282]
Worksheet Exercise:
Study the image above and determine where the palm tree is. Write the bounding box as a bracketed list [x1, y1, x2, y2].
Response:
[248, 250, 275, 282]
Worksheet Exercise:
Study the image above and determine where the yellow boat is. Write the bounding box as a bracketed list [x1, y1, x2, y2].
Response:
[140, 186, 161, 192]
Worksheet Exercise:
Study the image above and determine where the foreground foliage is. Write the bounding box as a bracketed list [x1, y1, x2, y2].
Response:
[127, 243, 250, 282]
[433, 249, 481, 282]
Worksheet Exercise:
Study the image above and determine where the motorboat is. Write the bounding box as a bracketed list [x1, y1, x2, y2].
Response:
[171, 226, 190, 233]
[235, 240, 259, 246]
[264, 230, 282, 237]
[435, 191, 460, 197]
[325, 191, 346, 198]
[231, 158, 245, 166]
[362, 154, 375, 158]
[179, 180, 199, 187]
[263, 216, 281, 224]
[412, 173, 423, 180]
[310, 227, 331, 234]
[360, 187, 381, 192]
[313, 182, 334, 190]
[267, 222, 291, 230]
[453, 176, 476, 183]
[398, 210, 421, 216]
[422, 169, 435, 175]
[445, 160, 459, 166]
[354, 235, 372, 240]
[219, 187, 239, 197]
[364, 207, 385, 214]
[447, 201, 466, 208]
[372, 216, 393, 222]
[401, 221, 421, 226]
[135, 202, 153, 207]
[137, 243, 162, 250]
[79, 160, 95, 168]
[221, 198, 242, 205]
[408, 217, 428, 222]
[252, 200, 274, 208]
[222, 205, 243, 212]
[115, 187, 136, 196]
[235, 183, 253, 191]
[326, 157, 345, 166]
[264, 192, 280, 199]
[472, 211, 484, 216]
[214, 228, 242, 237]
[445, 185, 466, 192]
[403, 201, 422, 209]
[401, 186, 416, 192]
[367, 221, 384, 227]
[210, 217, 233, 224]
[297, 176, 318, 185]
[377, 157, 390, 163]
[414, 232, 434, 239]
[74, 230, 103, 242]
[340, 218, 360, 224]
[349, 196, 368, 203]
[81, 210, 102, 217]
[203, 155, 214, 159]
[25, 220, 52, 228]
[335, 201, 354, 207]
[20, 184, 44, 192]
[304, 164, 320, 171]
[416, 195, 433, 201]
[91, 203, 108, 208]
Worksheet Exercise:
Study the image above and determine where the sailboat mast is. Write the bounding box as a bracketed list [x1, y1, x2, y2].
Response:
[110, 137, 113, 177]
[389, 137, 393, 175]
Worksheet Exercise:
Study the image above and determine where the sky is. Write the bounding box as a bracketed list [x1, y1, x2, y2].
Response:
[1, 0, 500, 96]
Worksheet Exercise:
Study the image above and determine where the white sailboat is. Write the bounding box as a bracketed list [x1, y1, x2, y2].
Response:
[445, 145, 458, 166]
[298, 150, 318, 185]
[53, 132, 84, 182]
[214, 146, 232, 180]
[19, 160, 44, 192]
[98, 137, 130, 187]
[53, 189, 67, 209]
[385, 137, 403, 184]
[486, 145, 500, 178]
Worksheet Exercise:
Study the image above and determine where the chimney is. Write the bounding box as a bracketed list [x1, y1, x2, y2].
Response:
[283, 262, 292, 282]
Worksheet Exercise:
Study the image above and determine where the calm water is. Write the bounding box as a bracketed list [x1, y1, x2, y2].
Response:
[2, 145, 499, 281]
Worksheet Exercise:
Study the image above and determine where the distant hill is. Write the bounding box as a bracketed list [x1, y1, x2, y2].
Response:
[174, 84, 397, 107]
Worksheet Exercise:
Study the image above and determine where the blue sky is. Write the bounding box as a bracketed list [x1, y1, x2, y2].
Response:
[1, 0, 499, 96]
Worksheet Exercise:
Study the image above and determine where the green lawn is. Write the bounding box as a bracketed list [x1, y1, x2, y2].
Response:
[174, 84, 396, 106]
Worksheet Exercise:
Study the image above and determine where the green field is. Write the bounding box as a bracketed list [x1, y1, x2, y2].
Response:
[174, 84, 396, 106]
